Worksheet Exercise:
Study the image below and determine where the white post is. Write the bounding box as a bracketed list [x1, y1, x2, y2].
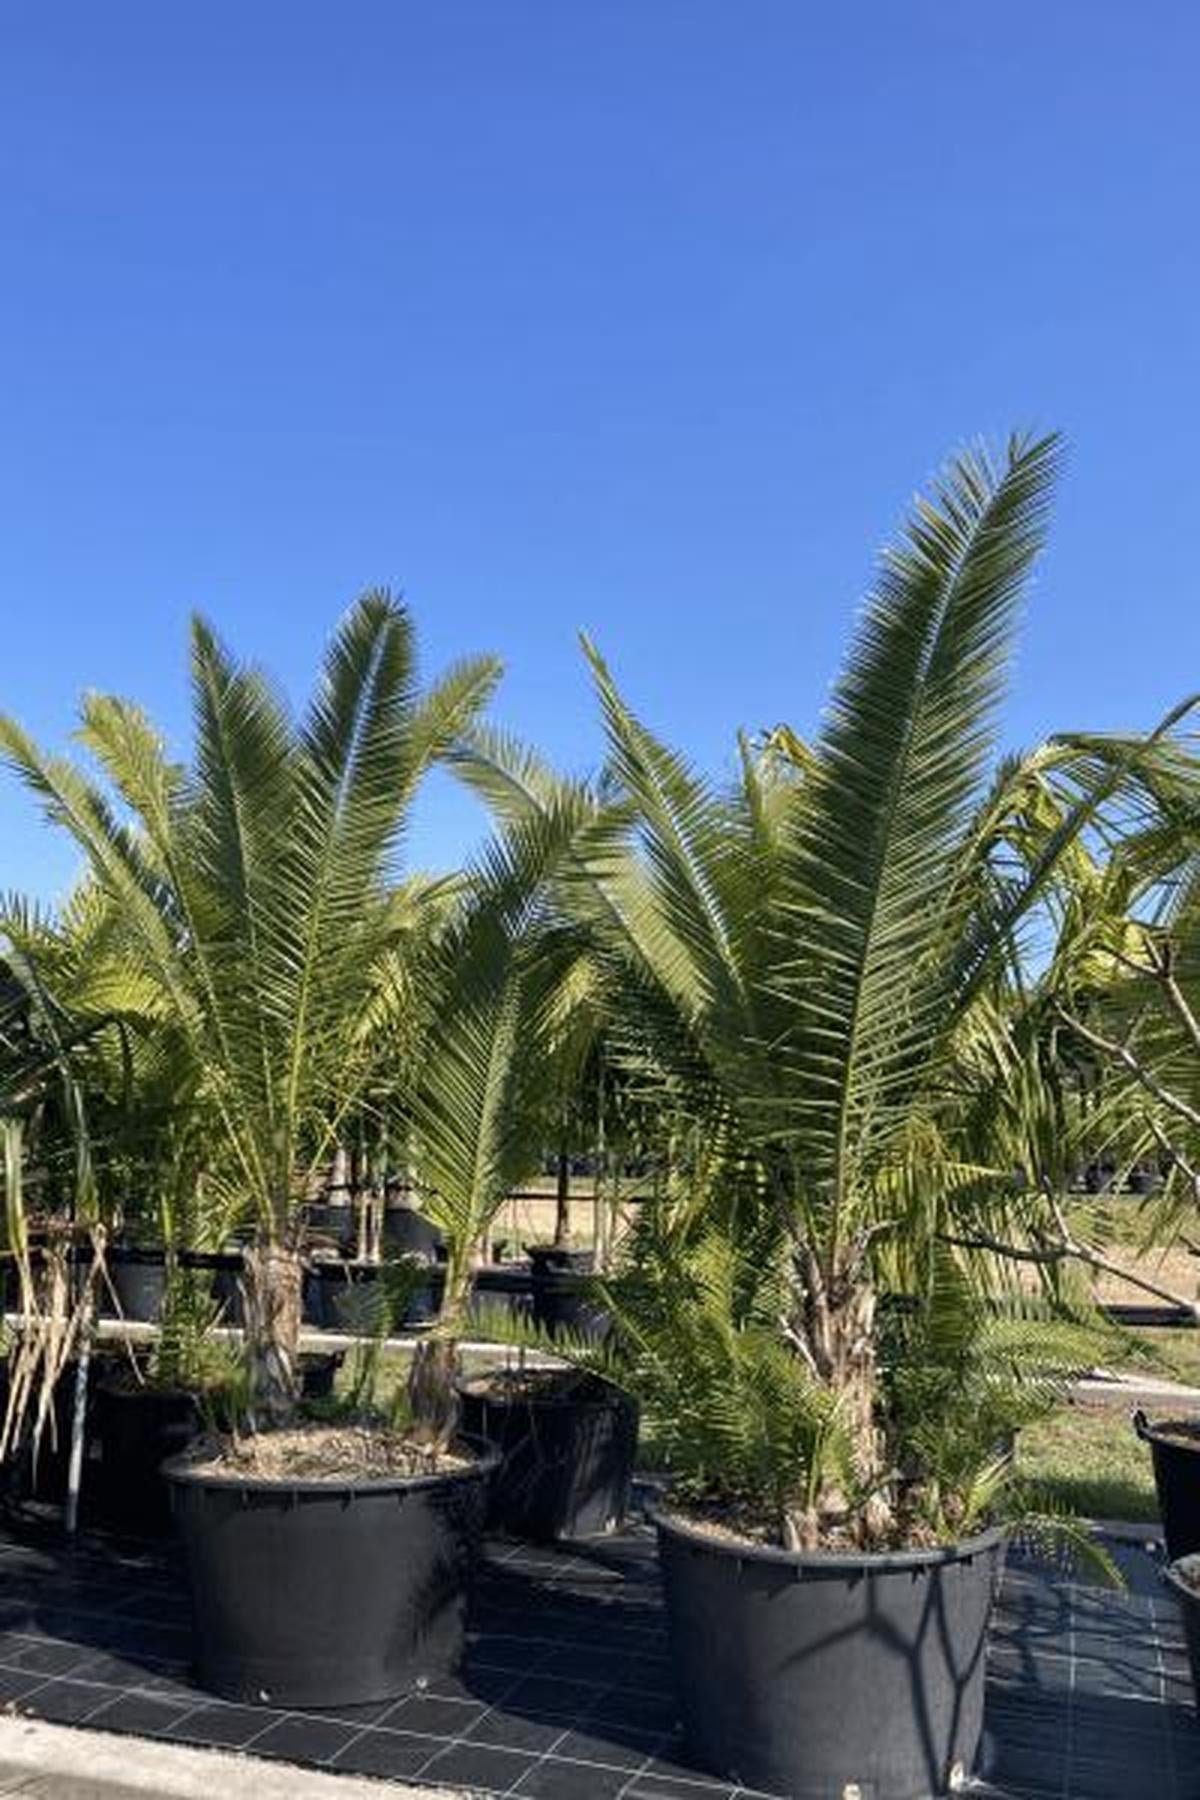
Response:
[63, 1293, 93, 1535]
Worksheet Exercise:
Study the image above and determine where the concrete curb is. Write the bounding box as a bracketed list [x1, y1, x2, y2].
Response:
[0, 1718, 467, 1799]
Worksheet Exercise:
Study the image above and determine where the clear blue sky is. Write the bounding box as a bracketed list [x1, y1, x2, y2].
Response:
[3, 3, 1197, 903]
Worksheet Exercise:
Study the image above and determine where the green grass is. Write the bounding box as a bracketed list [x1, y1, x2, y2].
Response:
[1141, 1324, 1200, 1387]
[1009, 1323, 1200, 1525]
[1017, 1401, 1159, 1524]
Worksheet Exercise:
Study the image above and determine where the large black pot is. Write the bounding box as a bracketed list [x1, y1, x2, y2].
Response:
[298, 1351, 344, 1400]
[210, 1252, 246, 1326]
[0, 1350, 126, 1511]
[301, 1266, 334, 1327]
[109, 1252, 167, 1324]
[526, 1248, 608, 1341]
[459, 1372, 637, 1541]
[525, 1245, 592, 1277]
[653, 1505, 1005, 1800]
[1164, 1555, 1200, 1716]
[164, 1442, 499, 1707]
[316, 1259, 443, 1331]
[1134, 1410, 1200, 1560]
[382, 1206, 444, 1260]
[91, 1380, 201, 1534]
[302, 1204, 355, 1252]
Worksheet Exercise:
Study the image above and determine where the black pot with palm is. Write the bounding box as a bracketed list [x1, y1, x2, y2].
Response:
[2, 594, 503, 1704]
[456, 435, 1179, 1798]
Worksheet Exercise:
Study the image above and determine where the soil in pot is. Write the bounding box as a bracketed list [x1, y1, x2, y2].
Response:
[1133, 1411, 1200, 1560]
[1165, 1553, 1200, 1716]
[164, 1425, 498, 1708]
[458, 1369, 637, 1541]
[90, 1374, 202, 1534]
[653, 1503, 1005, 1800]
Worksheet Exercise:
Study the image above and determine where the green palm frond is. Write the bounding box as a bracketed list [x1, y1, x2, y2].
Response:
[772, 435, 1061, 1218]
[0, 593, 498, 1239]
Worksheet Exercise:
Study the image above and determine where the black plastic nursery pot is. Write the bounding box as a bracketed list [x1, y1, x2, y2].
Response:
[298, 1351, 344, 1400]
[301, 1268, 325, 1327]
[382, 1206, 444, 1261]
[164, 1442, 500, 1708]
[0, 1350, 128, 1512]
[525, 1245, 593, 1276]
[209, 1251, 246, 1326]
[526, 1248, 609, 1342]
[312, 1259, 443, 1331]
[1133, 1410, 1200, 1561]
[652, 1505, 1006, 1800]
[95, 1245, 166, 1323]
[302, 1203, 355, 1251]
[91, 1380, 201, 1534]
[1164, 1555, 1200, 1716]
[458, 1372, 637, 1541]
[109, 1250, 167, 1324]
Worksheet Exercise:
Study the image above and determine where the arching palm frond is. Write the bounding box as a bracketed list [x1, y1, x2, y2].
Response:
[1, 594, 500, 1423]
[462, 436, 1196, 1547]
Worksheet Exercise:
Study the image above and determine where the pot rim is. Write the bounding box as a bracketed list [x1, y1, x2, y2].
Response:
[649, 1499, 1007, 1573]
[162, 1435, 502, 1498]
[457, 1373, 629, 1412]
[1163, 1554, 1200, 1601]
[1132, 1409, 1200, 1448]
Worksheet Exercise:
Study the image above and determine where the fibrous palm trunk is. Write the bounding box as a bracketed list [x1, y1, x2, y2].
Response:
[407, 1254, 472, 1447]
[241, 1239, 303, 1429]
[785, 1244, 891, 1550]
[553, 1147, 571, 1247]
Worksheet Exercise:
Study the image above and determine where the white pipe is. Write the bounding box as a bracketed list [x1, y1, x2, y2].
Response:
[63, 1299, 93, 1535]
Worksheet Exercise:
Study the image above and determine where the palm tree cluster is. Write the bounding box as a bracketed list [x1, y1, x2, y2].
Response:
[2, 434, 1197, 1548]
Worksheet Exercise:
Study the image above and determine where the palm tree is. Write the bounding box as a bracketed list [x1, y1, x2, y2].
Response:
[401, 823, 595, 1440]
[459, 435, 1196, 1547]
[0, 594, 498, 1426]
[1032, 727, 1200, 1240]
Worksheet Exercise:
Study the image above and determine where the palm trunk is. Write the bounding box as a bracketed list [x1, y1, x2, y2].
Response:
[553, 1147, 571, 1248]
[407, 1253, 472, 1448]
[786, 1245, 890, 1550]
[241, 1239, 302, 1430]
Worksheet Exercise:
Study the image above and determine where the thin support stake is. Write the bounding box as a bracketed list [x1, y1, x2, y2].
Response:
[64, 1293, 93, 1535]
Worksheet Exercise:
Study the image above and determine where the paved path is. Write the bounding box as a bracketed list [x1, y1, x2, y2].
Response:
[1071, 1368, 1200, 1407]
[0, 1719, 466, 1799]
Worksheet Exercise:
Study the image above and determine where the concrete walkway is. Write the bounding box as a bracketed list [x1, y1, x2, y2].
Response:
[0, 1719, 466, 1799]
[1071, 1367, 1200, 1407]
